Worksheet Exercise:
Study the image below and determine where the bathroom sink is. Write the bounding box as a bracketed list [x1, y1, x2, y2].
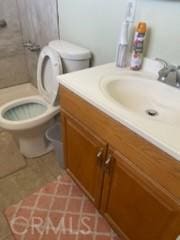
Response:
[100, 72, 180, 126]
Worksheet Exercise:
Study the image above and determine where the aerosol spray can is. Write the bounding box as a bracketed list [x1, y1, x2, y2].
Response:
[130, 22, 147, 70]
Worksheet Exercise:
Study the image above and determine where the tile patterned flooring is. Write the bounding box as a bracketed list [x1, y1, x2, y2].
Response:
[0, 84, 63, 239]
[5, 174, 120, 240]
[0, 152, 63, 240]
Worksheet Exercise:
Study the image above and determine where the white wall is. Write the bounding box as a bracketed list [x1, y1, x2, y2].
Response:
[59, 0, 180, 66]
[137, 0, 180, 65]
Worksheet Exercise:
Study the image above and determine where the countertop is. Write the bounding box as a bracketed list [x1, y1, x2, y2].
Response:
[57, 59, 180, 162]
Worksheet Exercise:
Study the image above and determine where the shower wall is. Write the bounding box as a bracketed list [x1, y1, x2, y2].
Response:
[16, 0, 60, 86]
[0, 0, 29, 89]
[0, 0, 59, 89]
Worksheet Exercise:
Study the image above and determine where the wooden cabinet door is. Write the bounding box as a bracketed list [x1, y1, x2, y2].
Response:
[101, 149, 177, 240]
[62, 112, 107, 207]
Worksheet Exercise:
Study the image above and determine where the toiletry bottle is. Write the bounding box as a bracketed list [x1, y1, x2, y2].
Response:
[130, 22, 147, 70]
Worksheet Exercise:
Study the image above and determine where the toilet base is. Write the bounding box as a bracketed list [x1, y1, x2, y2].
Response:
[14, 119, 56, 158]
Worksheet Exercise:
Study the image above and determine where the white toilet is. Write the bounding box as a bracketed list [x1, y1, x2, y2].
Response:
[0, 40, 91, 158]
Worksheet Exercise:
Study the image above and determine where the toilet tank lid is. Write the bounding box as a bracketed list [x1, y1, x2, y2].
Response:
[49, 40, 91, 60]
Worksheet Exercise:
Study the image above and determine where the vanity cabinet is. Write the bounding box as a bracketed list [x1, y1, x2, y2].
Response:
[60, 86, 180, 240]
[62, 113, 107, 207]
[101, 149, 177, 240]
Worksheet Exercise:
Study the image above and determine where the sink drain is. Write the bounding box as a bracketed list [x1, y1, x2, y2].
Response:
[146, 109, 158, 117]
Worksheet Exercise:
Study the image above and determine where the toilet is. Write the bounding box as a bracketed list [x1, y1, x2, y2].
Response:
[0, 40, 91, 158]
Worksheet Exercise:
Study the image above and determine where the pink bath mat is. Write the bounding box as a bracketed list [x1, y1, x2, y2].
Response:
[5, 173, 120, 240]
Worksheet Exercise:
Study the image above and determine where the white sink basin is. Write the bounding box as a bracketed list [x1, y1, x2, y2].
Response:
[100, 72, 180, 126]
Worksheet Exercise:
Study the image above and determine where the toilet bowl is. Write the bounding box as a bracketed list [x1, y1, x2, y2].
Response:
[0, 40, 91, 158]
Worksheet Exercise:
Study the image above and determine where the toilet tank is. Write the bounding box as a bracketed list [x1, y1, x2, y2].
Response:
[49, 40, 91, 73]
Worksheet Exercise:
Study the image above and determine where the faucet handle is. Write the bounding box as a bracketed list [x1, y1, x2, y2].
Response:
[155, 58, 168, 69]
[23, 41, 33, 48]
[176, 66, 180, 88]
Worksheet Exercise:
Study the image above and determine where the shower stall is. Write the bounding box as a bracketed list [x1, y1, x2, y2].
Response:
[0, 0, 60, 89]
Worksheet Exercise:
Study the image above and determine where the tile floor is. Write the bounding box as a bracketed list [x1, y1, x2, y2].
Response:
[0, 84, 63, 239]
[0, 151, 63, 240]
[0, 131, 26, 178]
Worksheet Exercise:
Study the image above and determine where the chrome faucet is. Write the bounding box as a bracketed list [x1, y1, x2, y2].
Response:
[156, 58, 180, 88]
[176, 66, 180, 88]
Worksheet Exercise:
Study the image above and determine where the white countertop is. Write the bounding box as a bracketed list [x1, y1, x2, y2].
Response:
[57, 59, 180, 162]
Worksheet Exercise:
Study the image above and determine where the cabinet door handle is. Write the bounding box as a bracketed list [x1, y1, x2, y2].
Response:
[104, 154, 112, 173]
[96, 148, 104, 164]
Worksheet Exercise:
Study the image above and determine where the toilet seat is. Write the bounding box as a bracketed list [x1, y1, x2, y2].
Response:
[0, 96, 59, 131]
[37, 46, 63, 105]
